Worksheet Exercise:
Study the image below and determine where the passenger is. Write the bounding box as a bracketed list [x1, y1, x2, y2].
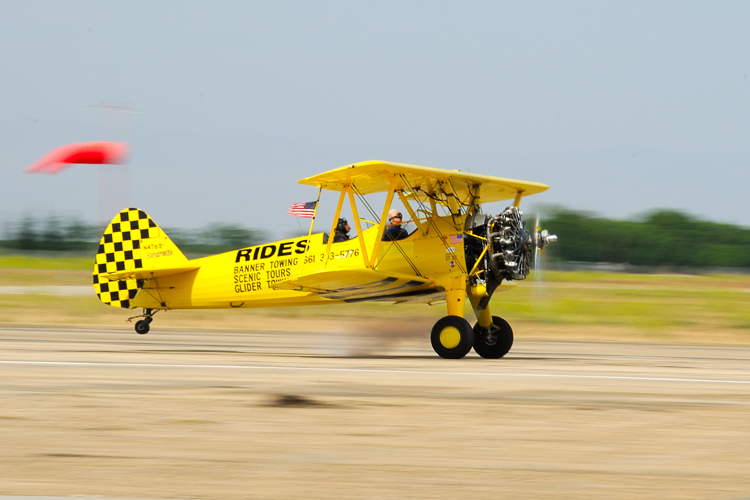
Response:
[333, 218, 351, 242]
[382, 209, 409, 241]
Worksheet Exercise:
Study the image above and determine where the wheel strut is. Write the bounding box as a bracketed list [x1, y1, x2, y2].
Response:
[129, 308, 157, 335]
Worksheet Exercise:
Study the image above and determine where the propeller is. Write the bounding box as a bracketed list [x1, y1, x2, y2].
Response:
[531, 215, 558, 254]
[531, 215, 556, 270]
[530, 214, 557, 318]
[534, 216, 541, 280]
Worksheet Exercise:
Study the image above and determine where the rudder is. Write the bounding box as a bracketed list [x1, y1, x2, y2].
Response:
[92, 208, 187, 309]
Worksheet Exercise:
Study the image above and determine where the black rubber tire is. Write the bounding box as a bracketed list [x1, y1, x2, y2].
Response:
[135, 320, 150, 335]
[430, 316, 474, 359]
[473, 315, 514, 359]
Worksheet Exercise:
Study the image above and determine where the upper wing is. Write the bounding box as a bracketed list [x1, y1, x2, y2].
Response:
[270, 268, 437, 301]
[297, 160, 548, 205]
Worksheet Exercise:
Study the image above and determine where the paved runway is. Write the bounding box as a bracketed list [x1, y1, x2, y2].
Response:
[1, 325, 749, 499]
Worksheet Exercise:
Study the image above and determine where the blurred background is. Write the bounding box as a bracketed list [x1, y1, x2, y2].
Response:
[2, 0, 750, 241]
[2, 0, 750, 340]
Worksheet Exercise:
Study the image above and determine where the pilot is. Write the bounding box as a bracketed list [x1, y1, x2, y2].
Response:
[333, 218, 350, 242]
[382, 209, 409, 241]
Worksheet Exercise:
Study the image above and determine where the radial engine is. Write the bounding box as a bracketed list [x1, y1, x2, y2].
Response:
[464, 206, 557, 303]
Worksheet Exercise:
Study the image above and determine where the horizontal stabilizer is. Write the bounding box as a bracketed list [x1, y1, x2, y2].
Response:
[101, 264, 200, 282]
[271, 268, 434, 301]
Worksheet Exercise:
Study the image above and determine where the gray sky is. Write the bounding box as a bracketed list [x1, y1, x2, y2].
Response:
[2, 1, 749, 239]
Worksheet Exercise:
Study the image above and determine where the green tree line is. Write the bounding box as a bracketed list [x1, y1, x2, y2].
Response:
[542, 208, 750, 268]
[0, 215, 98, 251]
[4, 210, 749, 268]
[0, 215, 267, 256]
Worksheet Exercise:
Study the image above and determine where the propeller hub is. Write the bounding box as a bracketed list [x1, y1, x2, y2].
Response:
[534, 229, 558, 251]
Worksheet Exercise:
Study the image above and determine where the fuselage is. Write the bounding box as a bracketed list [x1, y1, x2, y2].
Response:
[131, 215, 467, 310]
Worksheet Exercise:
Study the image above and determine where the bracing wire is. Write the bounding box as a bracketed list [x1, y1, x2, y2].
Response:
[352, 184, 422, 276]
[399, 174, 467, 274]
[352, 187, 380, 223]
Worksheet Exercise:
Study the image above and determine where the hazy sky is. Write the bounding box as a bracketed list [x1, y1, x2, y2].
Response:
[2, 1, 749, 238]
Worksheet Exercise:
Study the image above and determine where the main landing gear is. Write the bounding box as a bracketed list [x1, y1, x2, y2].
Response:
[430, 314, 513, 359]
[130, 308, 156, 335]
[430, 316, 474, 359]
[472, 315, 513, 359]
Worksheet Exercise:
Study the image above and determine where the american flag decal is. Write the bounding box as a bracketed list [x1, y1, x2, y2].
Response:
[288, 201, 317, 218]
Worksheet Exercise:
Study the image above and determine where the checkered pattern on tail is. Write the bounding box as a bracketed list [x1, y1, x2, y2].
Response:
[92, 208, 158, 309]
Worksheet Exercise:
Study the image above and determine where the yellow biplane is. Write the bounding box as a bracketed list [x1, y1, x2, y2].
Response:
[93, 160, 556, 359]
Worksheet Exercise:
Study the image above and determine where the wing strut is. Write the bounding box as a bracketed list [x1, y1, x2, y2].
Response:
[469, 183, 481, 215]
[369, 176, 397, 268]
[346, 184, 370, 268]
[324, 183, 371, 269]
[325, 188, 347, 260]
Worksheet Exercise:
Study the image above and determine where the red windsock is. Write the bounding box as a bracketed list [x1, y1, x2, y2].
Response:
[25, 142, 128, 174]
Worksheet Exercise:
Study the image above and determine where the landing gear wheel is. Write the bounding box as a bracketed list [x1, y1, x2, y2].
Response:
[473, 315, 513, 359]
[431, 316, 474, 359]
[135, 320, 150, 335]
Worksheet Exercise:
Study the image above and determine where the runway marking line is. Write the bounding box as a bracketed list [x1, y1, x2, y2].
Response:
[1, 360, 749, 385]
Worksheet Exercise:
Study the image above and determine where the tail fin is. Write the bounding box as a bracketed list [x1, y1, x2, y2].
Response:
[92, 208, 188, 309]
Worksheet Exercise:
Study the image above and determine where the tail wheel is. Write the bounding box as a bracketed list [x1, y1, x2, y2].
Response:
[431, 316, 474, 359]
[135, 320, 150, 335]
[473, 315, 513, 359]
